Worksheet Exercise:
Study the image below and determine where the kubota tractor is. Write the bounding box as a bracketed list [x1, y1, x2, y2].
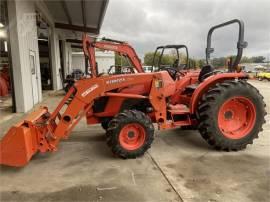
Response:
[0, 19, 266, 167]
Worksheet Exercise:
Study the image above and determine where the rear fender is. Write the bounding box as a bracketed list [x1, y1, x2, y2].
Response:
[190, 72, 248, 114]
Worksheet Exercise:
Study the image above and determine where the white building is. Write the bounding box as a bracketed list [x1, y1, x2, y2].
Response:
[0, 0, 109, 113]
[72, 51, 115, 74]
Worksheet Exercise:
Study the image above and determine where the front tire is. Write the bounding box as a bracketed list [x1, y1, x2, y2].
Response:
[197, 80, 266, 151]
[106, 110, 154, 158]
[101, 118, 111, 130]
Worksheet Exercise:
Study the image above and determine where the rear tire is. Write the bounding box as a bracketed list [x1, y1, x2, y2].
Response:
[106, 110, 154, 158]
[197, 80, 266, 151]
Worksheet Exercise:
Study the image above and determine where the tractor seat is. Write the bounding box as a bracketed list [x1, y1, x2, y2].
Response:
[185, 65, 214, 93]
[184, 65, 214, 93]
[198, 64, 214, 82]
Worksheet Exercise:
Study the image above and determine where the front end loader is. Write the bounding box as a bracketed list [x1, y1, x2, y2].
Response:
[0, 19, 266, 167]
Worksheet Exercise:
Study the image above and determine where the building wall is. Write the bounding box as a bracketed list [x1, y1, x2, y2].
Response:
[63, 42, 73, 75]
[97, 52, 116, 73]
[50, 28, 62, 90]
[7, 0, 64, 112]
[71, 51, 115, 74]
[35, 1, 54, 27]
[72, 54, 86, 72]
[36, 0, 62, 90]
[7, 0, 106, 112]
[8, 0, 42, 112]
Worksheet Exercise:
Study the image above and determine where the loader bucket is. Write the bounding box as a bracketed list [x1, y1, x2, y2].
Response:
[0, 107, 49, 167]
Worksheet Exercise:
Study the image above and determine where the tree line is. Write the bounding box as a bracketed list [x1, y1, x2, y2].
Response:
[114, 52, 266, 69]
[143, 52, 266, 68]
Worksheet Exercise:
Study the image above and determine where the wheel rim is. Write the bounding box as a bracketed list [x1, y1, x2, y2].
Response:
[119, 123, 146, 150]
[218, 96, 256, 139]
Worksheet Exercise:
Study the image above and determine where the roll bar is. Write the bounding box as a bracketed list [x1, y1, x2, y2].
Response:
[151, 46, 164, 71]
[151, 45, 189, 71]
[206, 19, 248, 71]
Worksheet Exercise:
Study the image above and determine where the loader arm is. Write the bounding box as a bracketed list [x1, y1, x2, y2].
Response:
[83, 34, 144, 78]
[0, 72, 173, 167]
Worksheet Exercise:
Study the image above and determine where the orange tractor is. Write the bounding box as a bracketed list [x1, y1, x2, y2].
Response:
[0, 19, 266, 167]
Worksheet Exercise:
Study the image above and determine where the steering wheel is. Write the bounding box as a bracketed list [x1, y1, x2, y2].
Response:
[159, 66, 179, 80]
[179, 64, 187, 69]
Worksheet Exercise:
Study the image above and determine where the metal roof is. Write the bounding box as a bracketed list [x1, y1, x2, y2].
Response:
[44, 0, 109, 34]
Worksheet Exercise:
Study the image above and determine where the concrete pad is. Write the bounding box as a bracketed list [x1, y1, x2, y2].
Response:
[0, 125, 180, 202]
[149, 127, 270, 202]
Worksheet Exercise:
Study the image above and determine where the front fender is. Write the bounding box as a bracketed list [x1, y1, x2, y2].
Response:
[190, 72, 248, 114]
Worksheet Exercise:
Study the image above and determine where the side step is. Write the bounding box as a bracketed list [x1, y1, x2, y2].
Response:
[168, 104, 192, 127]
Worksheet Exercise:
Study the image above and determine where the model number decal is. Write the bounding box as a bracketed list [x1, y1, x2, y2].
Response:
[81, 84, 99, 97]
[103, 45, 118, 50]
[106, 78, 126, 85]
